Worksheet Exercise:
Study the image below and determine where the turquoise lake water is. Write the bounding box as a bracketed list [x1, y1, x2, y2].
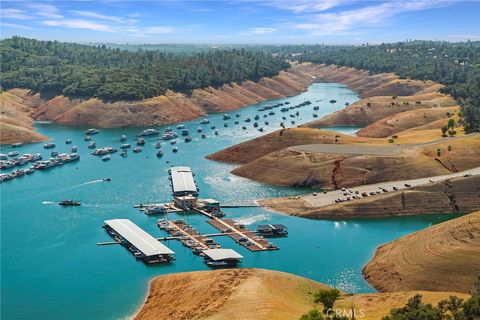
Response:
[1, 83, 457, 320]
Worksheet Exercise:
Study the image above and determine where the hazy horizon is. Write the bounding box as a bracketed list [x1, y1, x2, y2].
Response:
[1, 0, 479, 45]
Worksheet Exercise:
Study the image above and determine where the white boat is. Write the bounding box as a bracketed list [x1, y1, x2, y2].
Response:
[139, 129, 160, 137]
[102, 155, 110, 161]
[200, 119, 210, 124]
[85, 128, 99, 135]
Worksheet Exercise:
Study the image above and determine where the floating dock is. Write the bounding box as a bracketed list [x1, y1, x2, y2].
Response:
[103, 219, 175, 264]
[158, 219, 243, 267]
[192, 207, 278, 251]
[134, 202, 183, 215]
[158, 219, 214, 254]
[207, 218, 277, 251]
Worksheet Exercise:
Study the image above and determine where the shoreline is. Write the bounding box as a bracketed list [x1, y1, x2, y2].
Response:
[132, 268, 472, 320]
[1, 63, 323, 144]
[258, 170, 480, 220]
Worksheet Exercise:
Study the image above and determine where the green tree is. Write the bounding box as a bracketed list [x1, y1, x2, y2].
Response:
[300, 308, 325, 320]
[314, 289, 341, 314]
[441, 126, 448, 137]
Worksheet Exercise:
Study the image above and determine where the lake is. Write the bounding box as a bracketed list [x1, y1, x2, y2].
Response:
[0, 83, 455, 320]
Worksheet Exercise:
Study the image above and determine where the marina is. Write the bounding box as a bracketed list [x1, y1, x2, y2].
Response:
[105, 166, 279, 263]
[1, 82, 453, 320]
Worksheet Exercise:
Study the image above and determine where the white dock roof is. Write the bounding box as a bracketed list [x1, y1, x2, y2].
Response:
[105, 219, 174, 256]
[170, 166, 197, 194]
[202, 249, 243, 261]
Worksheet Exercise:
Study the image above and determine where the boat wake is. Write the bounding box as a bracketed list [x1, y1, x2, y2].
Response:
[74, 179, 104, 187]
[42, 201, 55, 205]
[234, 213, 270, 225]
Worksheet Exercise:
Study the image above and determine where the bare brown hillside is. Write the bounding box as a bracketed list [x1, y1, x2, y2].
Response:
[363, 211, 480, 293]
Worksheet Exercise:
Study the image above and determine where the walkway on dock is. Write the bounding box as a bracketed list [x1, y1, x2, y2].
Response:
[193, 207, 275, 251]
[164, 220, 210, 250]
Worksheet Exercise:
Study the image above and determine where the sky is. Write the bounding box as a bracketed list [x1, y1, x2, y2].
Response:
[0, 0, 479, 44]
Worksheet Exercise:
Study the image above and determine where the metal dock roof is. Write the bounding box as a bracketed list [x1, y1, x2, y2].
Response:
[202, 249, 243, 261]
[105, 219, 174, 256]
[170, 166, 198, 196]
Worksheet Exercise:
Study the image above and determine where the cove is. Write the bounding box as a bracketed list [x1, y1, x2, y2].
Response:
[0, 83, 456, 320]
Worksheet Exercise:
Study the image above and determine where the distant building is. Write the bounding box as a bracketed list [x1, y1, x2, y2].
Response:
[174, 195, 198, 210]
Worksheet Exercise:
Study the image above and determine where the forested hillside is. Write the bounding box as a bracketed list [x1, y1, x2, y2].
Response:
[282, 41, 480, 132]
[0, 37, 289, 101]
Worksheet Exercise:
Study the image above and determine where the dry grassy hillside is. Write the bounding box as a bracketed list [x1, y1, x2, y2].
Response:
[134, 268, 471, 320]
[229, 135, 480, 188]
[206, 127, 364, 164]
[363, 211, 480, 293]
[134, 268, 330, 320]
[0, 90, 47, 144]
[357, 106, 460, 138]
[305, 93, 457, 129]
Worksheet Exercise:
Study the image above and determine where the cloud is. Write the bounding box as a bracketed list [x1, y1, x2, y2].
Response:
[264, 0, 349, 13]
[42, 19, 116, 33]
[27, 3, 63, 19]
[294, 0, 455, 35]
[1, 8, 31, 20]
[250, 27, 277, 34]
[69, 10, 126, 23]
[143, 26, 175, 34]
[0, 22, 33, 30]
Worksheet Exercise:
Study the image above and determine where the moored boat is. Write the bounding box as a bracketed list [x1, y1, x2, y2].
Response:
[139, 129, 160, 137]
[85, 128, 99, 135]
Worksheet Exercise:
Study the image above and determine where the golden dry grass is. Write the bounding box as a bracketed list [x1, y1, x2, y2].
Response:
[364, 211, 480, 293]
[134, 268, 471, 320]
[134, 268, 330, 320]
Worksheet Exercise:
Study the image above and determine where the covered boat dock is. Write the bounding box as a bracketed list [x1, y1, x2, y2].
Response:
[103, 219, 175, 264]
[202, 248, 243, 267]
[169, 166, 199, 197]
